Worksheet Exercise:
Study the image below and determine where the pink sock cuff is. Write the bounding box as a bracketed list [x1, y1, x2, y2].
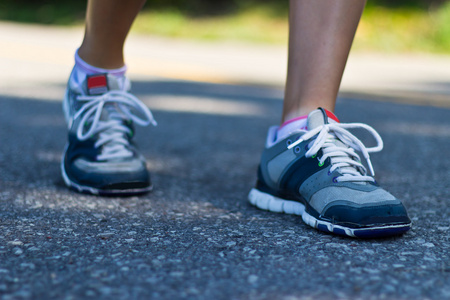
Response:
[279, 115, 308, 130]
[75, 49, 127, 77]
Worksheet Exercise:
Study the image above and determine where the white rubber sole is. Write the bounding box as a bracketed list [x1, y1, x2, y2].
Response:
[248, 188, 411, 238]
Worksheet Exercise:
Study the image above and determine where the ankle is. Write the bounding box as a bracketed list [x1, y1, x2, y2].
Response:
[77, 45, 125, 70]
[74, 49, 127, 77]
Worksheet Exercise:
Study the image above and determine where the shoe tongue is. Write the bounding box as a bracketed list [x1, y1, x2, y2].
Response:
[82, 74, 128, 120]
[79, 74, 125, 126]
[307, 108, 340, 130]
[85, 74, 125, 95]
[307, 108, 365, 180]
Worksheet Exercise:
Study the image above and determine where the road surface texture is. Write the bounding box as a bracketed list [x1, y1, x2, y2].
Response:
[0, 22, 449, 299]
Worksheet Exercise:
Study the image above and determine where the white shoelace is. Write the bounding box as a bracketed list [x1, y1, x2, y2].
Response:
[74, 90, 157, 161]
[287, 123, 384, 183]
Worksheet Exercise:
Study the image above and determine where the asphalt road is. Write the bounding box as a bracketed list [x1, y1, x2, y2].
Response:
[1, 21, 450, 300]
[0, 77, 449, 299]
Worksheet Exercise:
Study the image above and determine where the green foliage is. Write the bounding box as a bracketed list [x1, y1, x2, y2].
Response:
[141, 0, 288, 18]
[430, 2, 450, 51]
[0, 0, 287, 23]
[132, 6, 288, 44]
[2, 0, 450, 53]
[0, 0, 86, 24]
[354, 1, 450, 53]
[2, 0, 446, 24]
[366, 0, 446, 9]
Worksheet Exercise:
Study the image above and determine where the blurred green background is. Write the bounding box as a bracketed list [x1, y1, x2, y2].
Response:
[1, 0, 450, 53]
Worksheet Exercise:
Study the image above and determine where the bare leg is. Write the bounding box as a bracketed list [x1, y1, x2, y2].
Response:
[77, 0, 147, 69]
[282, 0, 366, 122]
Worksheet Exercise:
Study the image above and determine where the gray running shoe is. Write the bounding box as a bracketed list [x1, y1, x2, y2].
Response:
[249, 108, 411, 238]
[62, 72, 156, 195]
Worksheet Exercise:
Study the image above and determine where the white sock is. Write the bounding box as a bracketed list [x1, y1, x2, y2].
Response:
[70, 49, 128, 87]
[275, 115, 308, 142]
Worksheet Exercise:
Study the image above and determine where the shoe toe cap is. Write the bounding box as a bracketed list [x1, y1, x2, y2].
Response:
[321, 202, 411, 228]
[65, 157, 151, 192]
[308, 185, 411, 228]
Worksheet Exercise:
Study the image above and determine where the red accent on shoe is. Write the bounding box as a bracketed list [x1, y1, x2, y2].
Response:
[324, 109, 340, 123]
[87, 75, 107, 89]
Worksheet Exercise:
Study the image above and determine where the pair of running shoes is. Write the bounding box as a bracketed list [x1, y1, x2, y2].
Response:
[61, 72, 411, 238]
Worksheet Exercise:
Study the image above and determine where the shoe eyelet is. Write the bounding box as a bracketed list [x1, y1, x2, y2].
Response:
[332, 177, 339, 183]
[312, 154, 317, 159]
[318, 161, 324, 167]
[294, 146, 301, 154]
[327, 170, 332, 176]
[286, 139, 292, 146]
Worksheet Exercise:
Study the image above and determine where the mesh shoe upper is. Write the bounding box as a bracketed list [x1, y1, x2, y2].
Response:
[255, 108, 411, 231]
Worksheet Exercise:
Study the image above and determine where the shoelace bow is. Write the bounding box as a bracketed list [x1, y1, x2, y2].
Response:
[74, 90, 157, 161]
[287, 123, 384, 183]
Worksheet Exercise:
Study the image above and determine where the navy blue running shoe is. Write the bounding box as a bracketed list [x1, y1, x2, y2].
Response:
[249, 108, 411, 238]
[62, 73, 157, 196]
